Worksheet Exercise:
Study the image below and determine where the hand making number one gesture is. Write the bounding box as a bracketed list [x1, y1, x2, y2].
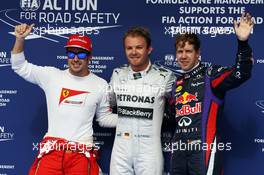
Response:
[12, 23, 35, 53]
[14, 23, 35, 39]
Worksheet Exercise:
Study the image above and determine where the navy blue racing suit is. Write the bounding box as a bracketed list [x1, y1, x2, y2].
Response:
[169, 40, 253, 175]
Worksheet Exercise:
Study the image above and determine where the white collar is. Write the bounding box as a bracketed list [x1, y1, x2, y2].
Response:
[128, 62, 152, 79]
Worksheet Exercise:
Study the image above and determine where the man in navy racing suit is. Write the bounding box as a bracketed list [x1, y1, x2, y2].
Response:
[169, 13, 254, 175]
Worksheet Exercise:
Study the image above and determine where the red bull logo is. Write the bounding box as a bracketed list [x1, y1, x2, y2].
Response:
[176, 102, 202, 116]
[176, 92, 201, 116]
[176, 92, 198, 105]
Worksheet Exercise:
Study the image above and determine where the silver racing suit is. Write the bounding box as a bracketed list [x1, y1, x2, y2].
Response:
[109, 63, 175, 175]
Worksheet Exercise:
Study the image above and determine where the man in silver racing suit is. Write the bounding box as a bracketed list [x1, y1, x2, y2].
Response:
[109, 27, 175, 175]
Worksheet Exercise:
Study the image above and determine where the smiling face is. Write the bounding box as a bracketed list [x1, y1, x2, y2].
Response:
[124, 36, 152, 72]
[176, 41, 200, 71]
[66, 47, 91, 77]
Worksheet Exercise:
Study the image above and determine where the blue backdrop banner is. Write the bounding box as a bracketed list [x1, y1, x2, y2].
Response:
[0, 0, 264, 174]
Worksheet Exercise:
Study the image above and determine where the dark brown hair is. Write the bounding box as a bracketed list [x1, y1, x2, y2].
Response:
[175, 33, 200, 51]
[123, 27, 151, 48]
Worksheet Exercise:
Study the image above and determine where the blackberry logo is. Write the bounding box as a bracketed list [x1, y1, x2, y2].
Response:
[117, 106, 153, 120]
[20, 0, 40, 11]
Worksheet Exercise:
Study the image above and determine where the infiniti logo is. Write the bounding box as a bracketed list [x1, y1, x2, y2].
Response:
[256, 100, 264, 113]
[178, 117, 192, 127]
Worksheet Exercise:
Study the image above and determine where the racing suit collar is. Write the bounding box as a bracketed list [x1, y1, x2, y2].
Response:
[128, 62, 152, 80]
[182, 62, 200, 73]
[182, 62, 204, 79]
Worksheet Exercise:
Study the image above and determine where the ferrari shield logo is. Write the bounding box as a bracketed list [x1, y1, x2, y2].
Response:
[63, 90, 70, 98]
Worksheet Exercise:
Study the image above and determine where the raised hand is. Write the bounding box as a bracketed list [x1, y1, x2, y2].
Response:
[234, 13, 254, 41]
[12, 24, 35, 53]
[14, 23, 35, 39]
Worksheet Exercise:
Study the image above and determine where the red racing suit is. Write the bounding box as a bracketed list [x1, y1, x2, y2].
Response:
[29, 137, 100, 175]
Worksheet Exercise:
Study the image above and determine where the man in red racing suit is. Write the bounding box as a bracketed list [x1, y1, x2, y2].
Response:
[11, 24, 118, 175]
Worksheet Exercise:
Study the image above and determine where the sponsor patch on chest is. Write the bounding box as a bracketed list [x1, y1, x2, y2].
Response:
[117, 106, 153, 120]
[59, 88, 89, 107]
